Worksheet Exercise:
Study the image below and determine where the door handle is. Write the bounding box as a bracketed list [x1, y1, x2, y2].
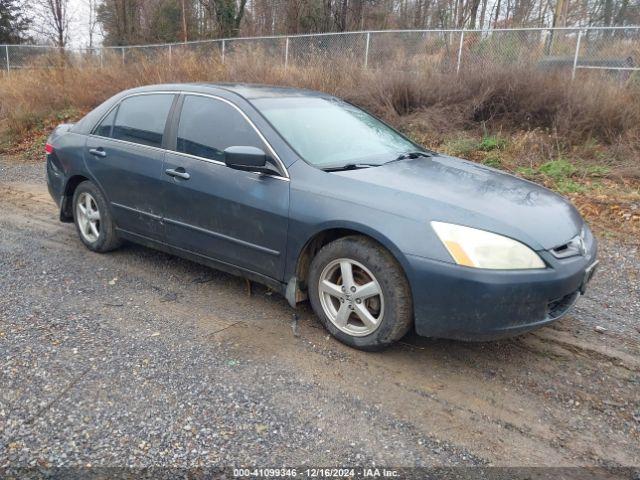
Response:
[165, 168, 191, 180]
[89, 148, 106, 158]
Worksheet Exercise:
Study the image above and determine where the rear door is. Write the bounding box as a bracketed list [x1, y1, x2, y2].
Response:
[161, 94, 290, 281]
[85, 93, 176, 239]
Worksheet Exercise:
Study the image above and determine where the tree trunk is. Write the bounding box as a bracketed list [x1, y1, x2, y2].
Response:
[479, 0, 488, 29]
[181, 0, 188, 42]
[469, 0, 482, 28]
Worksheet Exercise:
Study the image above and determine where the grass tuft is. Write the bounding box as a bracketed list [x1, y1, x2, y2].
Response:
[478, 135, 507, 152]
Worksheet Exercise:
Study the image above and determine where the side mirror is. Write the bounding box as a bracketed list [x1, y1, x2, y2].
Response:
[224, 146, 273, 174]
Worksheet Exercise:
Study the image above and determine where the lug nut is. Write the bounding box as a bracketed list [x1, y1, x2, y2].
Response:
[350, 286, 356, 292]
[356, 298, 361, 304]
[341, 286, 346, 292]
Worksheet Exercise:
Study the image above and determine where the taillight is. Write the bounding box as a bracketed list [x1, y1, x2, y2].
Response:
[45, 143, 54, 154]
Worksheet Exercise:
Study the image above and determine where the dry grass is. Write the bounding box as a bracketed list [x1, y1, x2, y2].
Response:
[1, 50, 639, 144]
[0, 49, 638, 235]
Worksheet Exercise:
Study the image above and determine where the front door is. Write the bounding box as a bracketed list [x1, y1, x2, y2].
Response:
[85, 93, 176, 239]
[161, 94, 290, 281]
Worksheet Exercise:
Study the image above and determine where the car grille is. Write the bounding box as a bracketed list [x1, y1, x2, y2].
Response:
[547, 291, 580, 319]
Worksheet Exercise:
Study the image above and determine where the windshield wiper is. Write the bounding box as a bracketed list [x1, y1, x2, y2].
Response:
[391, 151, 434, 162]
[321, 163, 382, 172]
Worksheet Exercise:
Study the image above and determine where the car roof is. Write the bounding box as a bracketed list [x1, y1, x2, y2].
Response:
[124, 82, 333, 101]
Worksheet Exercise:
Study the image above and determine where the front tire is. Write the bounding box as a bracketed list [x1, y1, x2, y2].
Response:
[308, 236, 413, 350]
[72, 181, 121, 252]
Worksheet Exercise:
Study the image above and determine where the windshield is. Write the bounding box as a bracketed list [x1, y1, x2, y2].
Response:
[252, 97, 418, 168]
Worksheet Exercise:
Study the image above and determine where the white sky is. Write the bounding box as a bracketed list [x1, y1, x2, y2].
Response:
[29, 0, 103, 48]
[67, 0, 102, 47]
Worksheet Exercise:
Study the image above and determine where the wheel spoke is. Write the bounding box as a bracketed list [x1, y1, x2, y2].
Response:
[318, 258, 384, 337]
[339, 261, 355, 289]
[78, 204, 87, 216]
[84, 195, 92, 212]
[320, 279, 343, 299]
[354, 303, 378, 329]
[335, 303, 351, 327]
[355, 281, 380, 300]
[89, 221, 99, 238]
[78, 215, 88, 232]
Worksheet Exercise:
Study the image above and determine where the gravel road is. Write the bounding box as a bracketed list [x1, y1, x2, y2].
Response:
[1, 158, 639, 471]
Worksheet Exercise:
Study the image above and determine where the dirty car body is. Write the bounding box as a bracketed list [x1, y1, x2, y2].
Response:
[46, 83, 598, 347]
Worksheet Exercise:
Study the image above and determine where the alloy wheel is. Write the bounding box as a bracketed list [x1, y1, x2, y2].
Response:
[76, 192, 101, 243]
[318, 258, 384, 337]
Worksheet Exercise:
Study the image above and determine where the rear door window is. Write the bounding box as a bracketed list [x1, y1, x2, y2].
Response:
[112, 94, 174, 148]
[176, 95, 265, 162]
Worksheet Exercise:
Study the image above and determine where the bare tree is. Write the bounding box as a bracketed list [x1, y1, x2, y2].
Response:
[93, 0, 639, 45]
[181, 0, 188, 41]
[32, 0, 71, 46]
[86, 0, 100, 47]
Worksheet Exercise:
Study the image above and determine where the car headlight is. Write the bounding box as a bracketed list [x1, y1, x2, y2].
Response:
[431, 221, 545, 270]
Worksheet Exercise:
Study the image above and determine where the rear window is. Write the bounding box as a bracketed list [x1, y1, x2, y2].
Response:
[111, 94, 174, 148]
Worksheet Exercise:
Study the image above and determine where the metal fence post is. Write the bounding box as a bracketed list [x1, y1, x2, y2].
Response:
[121, 47, 125, 65]
[168, 44, 172, 65]
[456, 30, 465, 75]
[5, 45, 9, 74]
[284, 37, 290, 69]
[364, 32, 370, 68]
[221, 39, 226, 64]
[571, 30, 582, 81]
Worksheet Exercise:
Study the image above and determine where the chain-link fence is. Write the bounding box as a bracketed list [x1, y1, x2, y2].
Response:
[1, 27, 638, 83]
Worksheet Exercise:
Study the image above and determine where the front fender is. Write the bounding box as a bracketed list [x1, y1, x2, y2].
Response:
[291, 219, 414, 277]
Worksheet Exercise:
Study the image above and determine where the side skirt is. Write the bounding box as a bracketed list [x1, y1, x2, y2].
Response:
[116, 228, 288, 297]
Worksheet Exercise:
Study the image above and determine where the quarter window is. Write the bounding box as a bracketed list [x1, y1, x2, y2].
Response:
[176, 95, 265, 162]
[93, 107, 117, 138]
[112, 94, 174, 148]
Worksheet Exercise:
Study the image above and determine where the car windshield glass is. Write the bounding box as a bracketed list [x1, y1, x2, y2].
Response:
[253, 97, 417, 167]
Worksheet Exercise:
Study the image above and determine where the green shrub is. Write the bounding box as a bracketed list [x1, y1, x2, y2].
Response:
[555, 178, 585, 194]
[483, 155, 503, 168]
[478, 135, 507, 151]
[538, 159, 577, 180]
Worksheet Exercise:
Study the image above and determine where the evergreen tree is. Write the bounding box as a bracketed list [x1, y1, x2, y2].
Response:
[0, 0, 30, 44]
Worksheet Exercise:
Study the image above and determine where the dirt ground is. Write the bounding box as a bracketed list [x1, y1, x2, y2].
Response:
[1, 159, 639, 471]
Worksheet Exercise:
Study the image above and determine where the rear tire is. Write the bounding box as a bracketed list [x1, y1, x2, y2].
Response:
[72, 181, 121, 253]
[308, 236, 413, 350]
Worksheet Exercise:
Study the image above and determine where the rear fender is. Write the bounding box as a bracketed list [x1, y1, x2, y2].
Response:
[49, 123, 75, 142]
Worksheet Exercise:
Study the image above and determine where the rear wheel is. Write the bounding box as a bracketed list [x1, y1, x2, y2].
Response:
[308, 236, 413, 350]
[72, 181, 121, 252]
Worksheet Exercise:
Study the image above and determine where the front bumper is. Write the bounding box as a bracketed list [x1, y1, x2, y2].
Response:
[406, 237, 598, 341]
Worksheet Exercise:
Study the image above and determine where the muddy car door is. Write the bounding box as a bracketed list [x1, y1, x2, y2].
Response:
[161, 94, 290, 281]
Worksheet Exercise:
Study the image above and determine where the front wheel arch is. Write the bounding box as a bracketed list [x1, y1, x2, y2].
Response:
[292, 225, 412, 302]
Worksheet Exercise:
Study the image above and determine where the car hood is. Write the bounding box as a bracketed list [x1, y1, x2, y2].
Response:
[333, 155, 583, 251]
